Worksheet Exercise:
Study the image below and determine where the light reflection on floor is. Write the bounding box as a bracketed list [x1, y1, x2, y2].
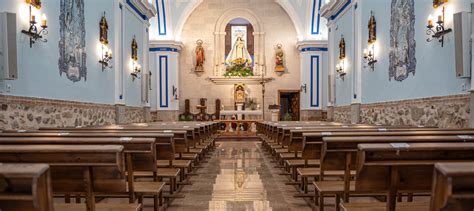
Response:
[208, 145, 272, 211]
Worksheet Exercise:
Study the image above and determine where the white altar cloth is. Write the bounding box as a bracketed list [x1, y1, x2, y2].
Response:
[220, 110, 263, 116]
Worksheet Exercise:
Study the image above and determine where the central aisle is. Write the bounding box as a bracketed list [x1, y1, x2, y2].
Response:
[167, 141, 312, 211]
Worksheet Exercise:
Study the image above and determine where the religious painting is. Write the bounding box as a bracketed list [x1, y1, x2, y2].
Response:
[231, 26, 247, 48]
[389, 0, 416, 82]
[234, 83, 246, 104]
[58, 0, 87, 82]
[26, 0, 42, 9]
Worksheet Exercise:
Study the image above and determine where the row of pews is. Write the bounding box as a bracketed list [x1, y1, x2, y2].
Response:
[257, 121, 474, 211]
[0, 121, 219, 211]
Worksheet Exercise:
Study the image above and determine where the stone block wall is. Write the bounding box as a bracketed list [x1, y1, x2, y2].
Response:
[333, 105, 352, 124]
[300, 110, 325, 121]
[0, 95, 147, 130]
[359, 95, 470, 128]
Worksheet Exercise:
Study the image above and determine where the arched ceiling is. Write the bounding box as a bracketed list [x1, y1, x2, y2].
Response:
[149, 0, 328, 42]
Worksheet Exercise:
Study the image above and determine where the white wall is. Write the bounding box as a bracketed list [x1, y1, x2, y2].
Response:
[329, 0, 472, 106]
[0, 0, 150, 107]
[176, 0, 301, 119]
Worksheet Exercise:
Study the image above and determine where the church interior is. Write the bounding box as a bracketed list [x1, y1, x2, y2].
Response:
[1, 0, 474, 210]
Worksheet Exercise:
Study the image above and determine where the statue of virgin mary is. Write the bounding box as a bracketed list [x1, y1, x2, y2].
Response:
[225, 35, 253, 66]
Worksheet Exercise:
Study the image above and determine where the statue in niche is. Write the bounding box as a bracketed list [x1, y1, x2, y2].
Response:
[99, 12, 108, 45]
[131, 36, 138, 61]
[234, 84, 246, 104]
[368, 11, 376, 44]
[275, 44, 285, 72]
[58, 0, 87, 82]
[389, 0, 416, 81]
[339, 36, 346, 60]
[195, 39, 205, 72]
[226, 34, 252, 66]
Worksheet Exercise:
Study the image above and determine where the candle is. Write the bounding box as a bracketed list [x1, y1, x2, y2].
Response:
[31, 15, 35, 23]
[41, 14, 47, 27]
[428, 15, 433, 28]
[363, 49, 368, 57]
[438, 15, 443, 23]
[336, 64, 341, 70]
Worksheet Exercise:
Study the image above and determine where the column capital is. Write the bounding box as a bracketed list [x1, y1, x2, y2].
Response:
[149, 40, 184, 53]
[296, 40, 328, 53]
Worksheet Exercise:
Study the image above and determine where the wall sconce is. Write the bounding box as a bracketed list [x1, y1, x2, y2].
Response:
[21, 0, 48, 48]
[363, 11, 377, 70]
[426, 1, 452, 47]
[172, 85, 178, 100]
[130, 36, 141, 80]
[98, 12, 112, 70]
[300, 84, 307, 93]
[336, 36, 346, 80]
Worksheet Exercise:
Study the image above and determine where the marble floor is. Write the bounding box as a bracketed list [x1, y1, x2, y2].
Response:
[164, 141, 312, 211]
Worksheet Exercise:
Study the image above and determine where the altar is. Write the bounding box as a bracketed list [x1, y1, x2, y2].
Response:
[220, 110, 263, 120]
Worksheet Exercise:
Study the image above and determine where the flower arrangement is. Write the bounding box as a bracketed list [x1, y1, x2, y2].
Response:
[224, 58, 254, 77]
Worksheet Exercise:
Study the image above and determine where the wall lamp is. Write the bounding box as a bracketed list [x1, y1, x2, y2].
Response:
[300, 84, 307, 93]
[131, 36, 141, 80]
[98, 12, 112, 70]
[172, 85, 178, 100]
[21, 0, 48, 48]
[336, 36, 346, 80]
[426, 0, 452, 47]
[363, 11, 377, 70]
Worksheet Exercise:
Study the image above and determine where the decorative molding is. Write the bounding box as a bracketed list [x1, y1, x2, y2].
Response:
[208, 76, 274, 85]
[155, 0, 167, 35]
[310, 55, 321, 108]
[159, 55, 169, 108]
[296, 40, 328, 52]
[149, 40, 184, 52]
[311, 0, 323, 35]
[126, 0, 157, 20]
[321, 0, 351, 21]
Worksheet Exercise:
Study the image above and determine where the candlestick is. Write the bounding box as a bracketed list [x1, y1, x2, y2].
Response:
[428, 15, 434, 28]
[41, 14, 47, 27]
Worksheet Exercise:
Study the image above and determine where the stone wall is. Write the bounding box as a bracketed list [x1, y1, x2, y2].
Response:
[333, 105, 351, 124]
[300, 110, 326, 121]
[359, 95, 470, 128]
[0, 95, 146, 130]
[154, 111, 180, 122]
[178, 0, 300, 120]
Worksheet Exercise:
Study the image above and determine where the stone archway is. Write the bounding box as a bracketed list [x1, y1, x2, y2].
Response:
[213, 8, 265, 77]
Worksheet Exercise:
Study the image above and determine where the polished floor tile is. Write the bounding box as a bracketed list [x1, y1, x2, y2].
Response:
[165, 141, 312, 211]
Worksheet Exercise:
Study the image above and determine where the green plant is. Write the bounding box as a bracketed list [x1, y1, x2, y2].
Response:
[246, 98, 257, 110]
[224, 62, 254, 78]
[283, 113, 293, 121]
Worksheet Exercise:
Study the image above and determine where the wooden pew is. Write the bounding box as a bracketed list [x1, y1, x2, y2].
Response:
[0, 136, 165, 211]
[430, 162, 474, 211]
[316, 134, 474, 211]
[39, 125, 211, 161]
[0, 144, 141, 211]
[341, 143, 474, 211]
[0, 163, 53, 211]
[8, 129, 200, 177]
